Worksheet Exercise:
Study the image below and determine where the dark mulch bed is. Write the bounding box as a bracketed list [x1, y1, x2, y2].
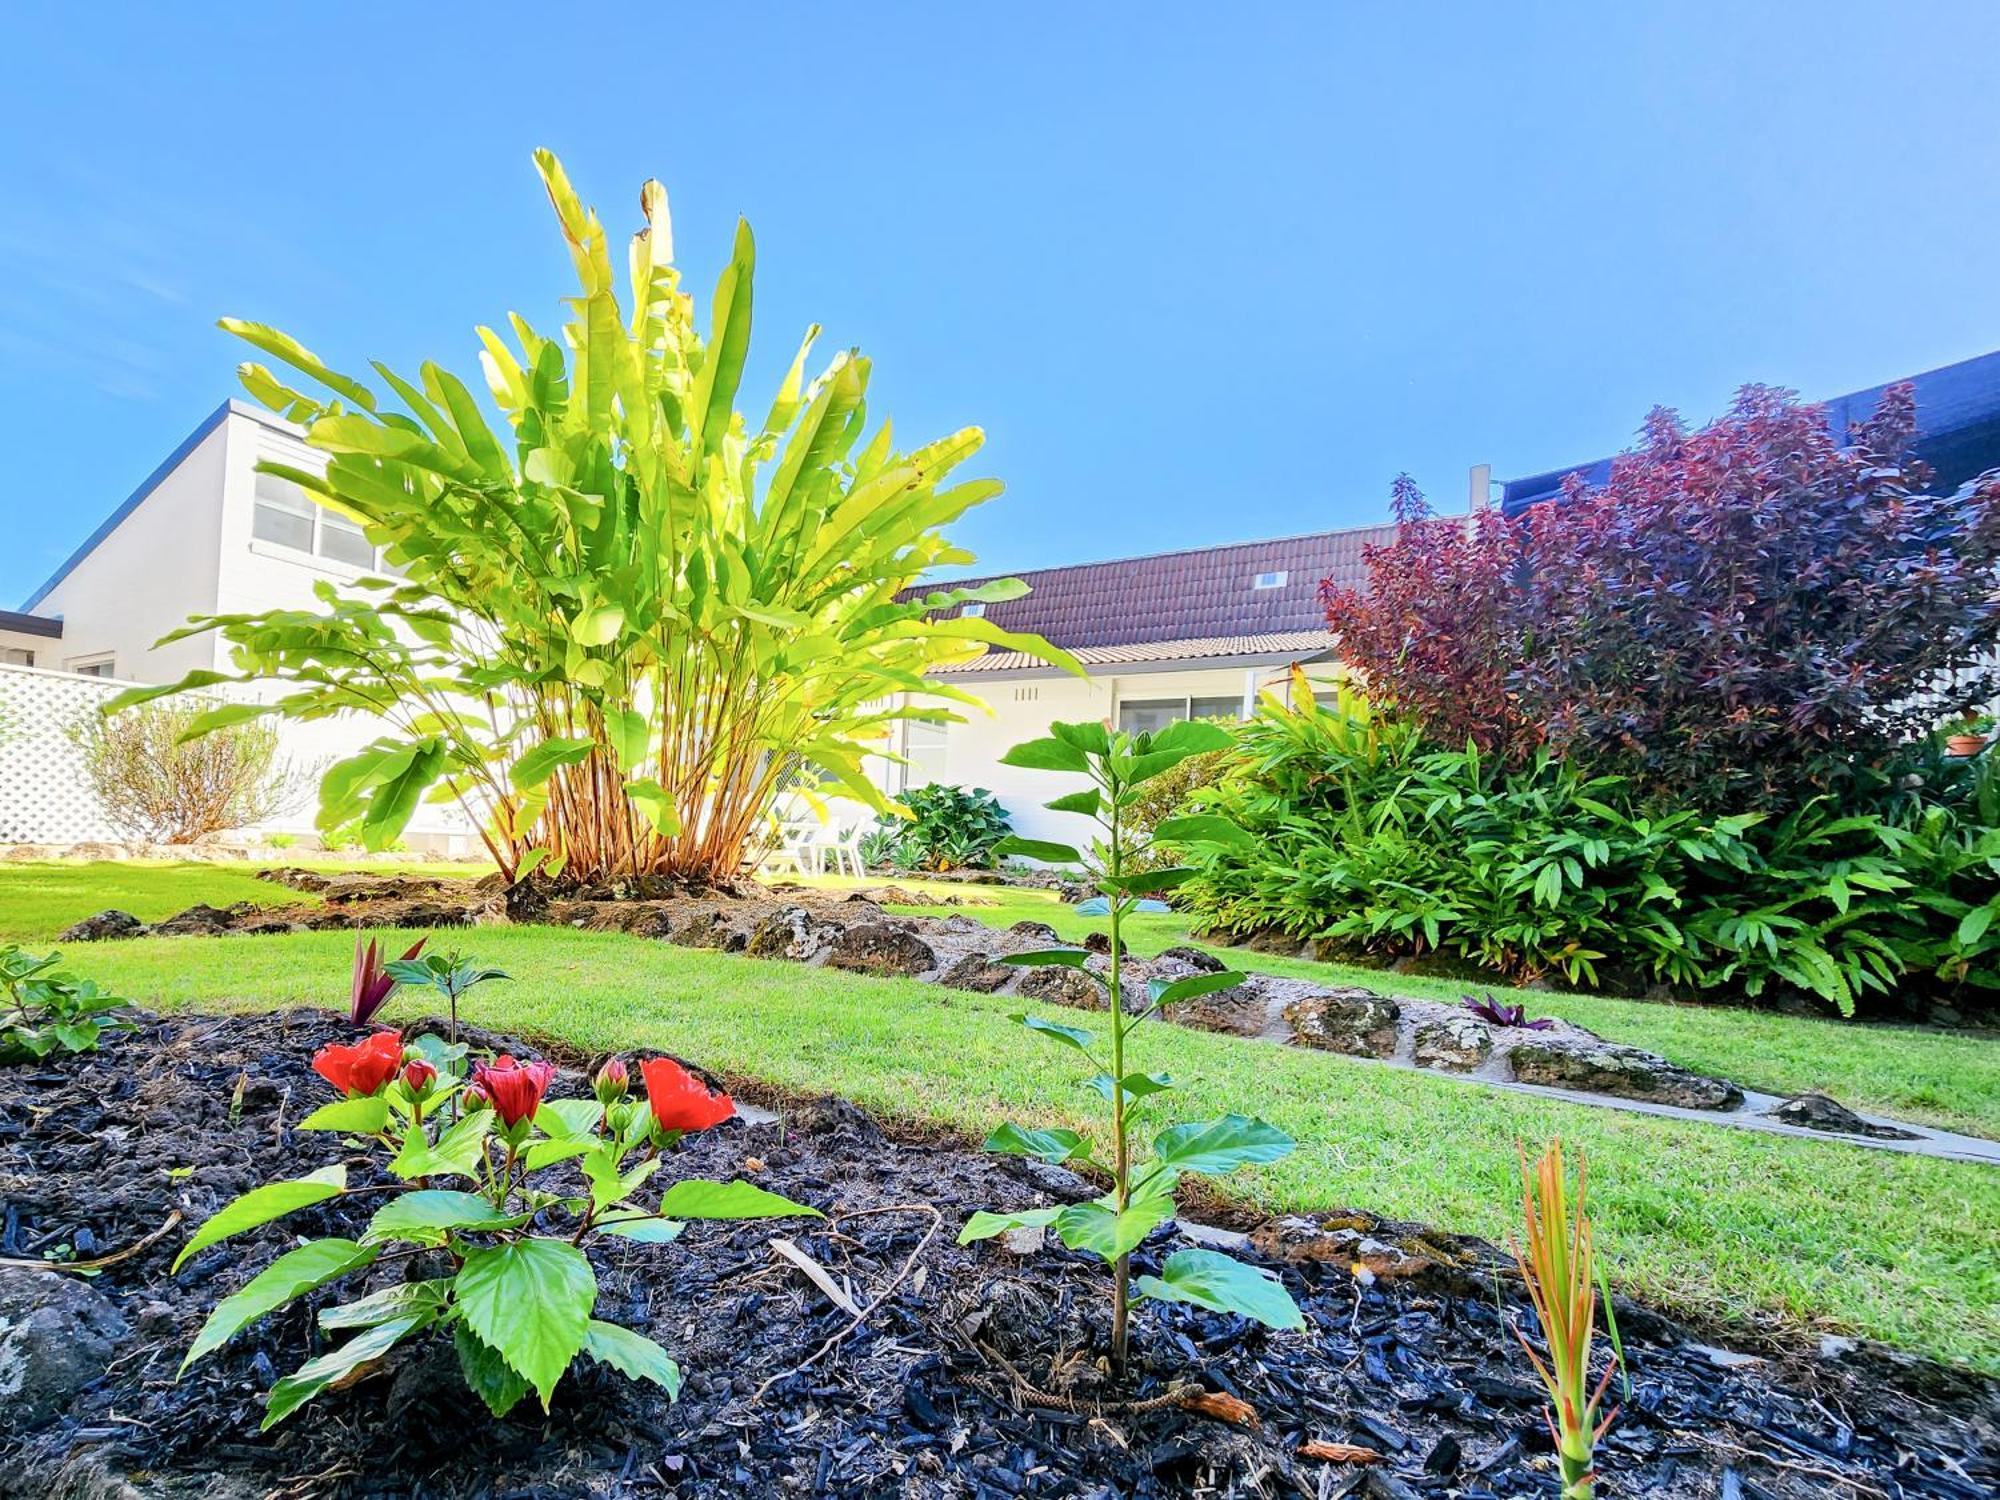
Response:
[1, 1010, 1992, 1498]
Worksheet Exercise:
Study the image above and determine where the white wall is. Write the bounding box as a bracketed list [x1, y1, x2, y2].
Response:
[890, 659, 1341, 851]
[33, 419, 229, 683]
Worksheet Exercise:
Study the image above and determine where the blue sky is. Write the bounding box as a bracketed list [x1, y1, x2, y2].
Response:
[5, 3, 2000, 605]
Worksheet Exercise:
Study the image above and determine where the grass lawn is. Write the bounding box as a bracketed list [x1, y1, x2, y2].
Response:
[41, 924, 2000, 1375]
[0, 858, 484, 944]
[789, 875, 2000, 1139]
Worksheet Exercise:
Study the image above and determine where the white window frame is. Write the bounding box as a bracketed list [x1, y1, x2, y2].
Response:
[1252, 569, 1288, 590]
[67, 653, 117, 679]
[251, 472, 387, 571]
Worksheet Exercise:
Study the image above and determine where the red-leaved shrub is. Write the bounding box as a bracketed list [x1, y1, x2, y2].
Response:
[1327, 384, 2000, 807]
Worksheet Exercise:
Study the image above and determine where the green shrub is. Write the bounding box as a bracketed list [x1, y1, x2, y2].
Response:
[69, 700, 302, 845]
[2, 945, 130, 1063]
[1177, 684, 2000, 1015]
[1123, 726, 1232, 876]
[870, 784, 1012, 871]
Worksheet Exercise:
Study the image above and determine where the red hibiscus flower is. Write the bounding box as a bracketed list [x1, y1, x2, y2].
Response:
[641, 1057, 736, 1133]
[471, 1055, 556, 1128]
[313, 1030, 405, 1098]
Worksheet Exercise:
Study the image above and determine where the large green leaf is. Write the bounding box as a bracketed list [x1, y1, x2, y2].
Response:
[174, 1165, 347, 1272]
[454, 1322, 532, 1418]
[454, 1239, 598, 1407]
[653, 1179, 822, 1220]
[182, 1238, 378, 1372]
[298, 1097, 392, 1135]
[389, 1111, 493, 1182]
[992, 836, 1084, 865]
[319, 1279, 451, 1330]
[1151, 814, 1256, 850]
[582, 1319, 683, 1398]
[1000, 948, 1094, 969]
[999, 739, 1089, 773]
[1051, 1195, 1174, 1263]
[1151, 1115, 1295, 1177]
[984, 1123, 1090, 1165]
[1133, 1248, 1303, 1330]
[365, 1190, 528, 1245]
[263, 1312, 433, 1429]
[511, 736, 597, 791]
[1011, 1013, 1099, 1055]
[957, 1206, 1062, 1245]
[1145, 971, 1248, 1010]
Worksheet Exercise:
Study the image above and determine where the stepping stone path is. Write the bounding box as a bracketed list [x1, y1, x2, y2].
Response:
[56, 871, 2000, 1163]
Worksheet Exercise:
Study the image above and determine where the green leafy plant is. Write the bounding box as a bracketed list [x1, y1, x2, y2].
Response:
[1122, 728, 1233, 875]
[68, 700, 306, 845]
[383, 948, 509, 1044]
[1510, 1140, 1624, 1500]
[179, 1030, 815, 1428]
[869, 783, 1012, 871]
[111, 150, 1073, 887]
[958, 720, 1302, 1370]
[0, 945, 131, 1063]
[264, 831, 299, 850]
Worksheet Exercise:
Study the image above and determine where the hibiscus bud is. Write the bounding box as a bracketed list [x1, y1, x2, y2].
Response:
[594, 1057, 630, 1105]
[470, 1054, 555, 1133]
[401, 1058, 438, 1096]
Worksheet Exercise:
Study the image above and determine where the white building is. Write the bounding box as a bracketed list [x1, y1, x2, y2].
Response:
[6, 398, 1394, 852]
[3, 400, 475, 849]
[875, 526, 1392, 846]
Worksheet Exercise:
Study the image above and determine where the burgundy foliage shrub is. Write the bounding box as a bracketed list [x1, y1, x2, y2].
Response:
[1328, 384, 2000, 807]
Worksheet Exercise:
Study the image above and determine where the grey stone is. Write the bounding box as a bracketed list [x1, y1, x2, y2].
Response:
[1770, 1091, 1919, 1141]
[1155, 945, 1226, 974]
[1169, 976, 1267, 1037]
[1006, 919, 1061, 944]
[937, 953, 1017, 994]
[1509, 1039, 1743, 1110]
[0, 1269, 129, 1435]
[1000, 1225, 1046, 1255]
[669, 907, 743, 951]
[1412, 1015, 1494, 1072]
[148, 903, 236, 937]
[1284, 988, 1401, 1058]
[825, 923, 936, 977]
[56, 910, 148, 943]
[744, 905, 838, 962]
[1014, 964, 1107, 1011]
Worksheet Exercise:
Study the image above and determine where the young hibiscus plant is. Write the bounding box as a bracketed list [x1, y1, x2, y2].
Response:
[960, 720, 1303, 1369]
[177, 1023, 815, 1429]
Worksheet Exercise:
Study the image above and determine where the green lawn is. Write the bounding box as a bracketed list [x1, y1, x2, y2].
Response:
[798, 876, 2000, 1139]
[55, 925, 2000, 1374]
[0, 858, 484, 943]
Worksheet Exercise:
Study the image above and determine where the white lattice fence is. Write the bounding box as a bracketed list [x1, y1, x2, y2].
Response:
[0, 663, 132, 843]
[0, 662, 477, 849]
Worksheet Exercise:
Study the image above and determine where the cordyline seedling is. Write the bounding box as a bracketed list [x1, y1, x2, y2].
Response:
[177, 1029, 814, 1428]
[1, 944, 131, 1064]
[349, 934, 427, 1025]
[960, 720, 1303, 1369]
[1510, 1140, 1626, 1500]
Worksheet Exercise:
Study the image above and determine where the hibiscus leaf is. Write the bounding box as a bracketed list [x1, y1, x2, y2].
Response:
[454, 1239, 598, 1408]
[582, 1319, 683, 1397]
[182, 1238, 378, 1373]
[262, 1311, 433, 1429]
[174, 1165, 347, 1272]
[653, 1180, 822, 1220]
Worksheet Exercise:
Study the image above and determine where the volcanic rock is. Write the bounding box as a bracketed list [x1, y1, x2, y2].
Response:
[1284, 989, 1401, 1058]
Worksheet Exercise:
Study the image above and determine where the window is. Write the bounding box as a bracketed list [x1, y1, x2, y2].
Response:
[253, 470, 384, 569]
[1117, 693, 1248, 735]
[903, 716, 948, 789]
[252, 473, 316, 551]
[69, 656, 115, 678]
[1252, 570, 1288, 590]
[1116, 698, 1187, 735]
[959, 602, 986, 618]
[317, 508, 375, 567]
[0, 648, 33, 667]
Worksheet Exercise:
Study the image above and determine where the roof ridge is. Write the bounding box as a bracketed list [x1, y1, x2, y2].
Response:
[927, 517, 1414, 588]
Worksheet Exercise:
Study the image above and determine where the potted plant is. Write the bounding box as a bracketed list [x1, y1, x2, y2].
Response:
[1940, 712, 1996, 757]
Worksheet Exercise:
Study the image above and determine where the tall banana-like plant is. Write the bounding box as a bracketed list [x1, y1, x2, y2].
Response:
[112, 151, 1072, 884]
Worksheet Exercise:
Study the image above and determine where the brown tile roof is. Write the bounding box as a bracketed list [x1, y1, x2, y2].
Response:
[918, 522, 1399, 652]
[933, 630, 1339, 676]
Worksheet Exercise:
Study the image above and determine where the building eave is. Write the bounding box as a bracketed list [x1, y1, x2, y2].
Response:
[0, 608, 62, 639]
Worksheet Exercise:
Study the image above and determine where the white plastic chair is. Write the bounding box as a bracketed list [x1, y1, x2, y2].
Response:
[829, 821, 868, 878]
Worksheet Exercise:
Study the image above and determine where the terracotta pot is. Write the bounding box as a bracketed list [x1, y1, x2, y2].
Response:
[1946, 733, 1989, 757]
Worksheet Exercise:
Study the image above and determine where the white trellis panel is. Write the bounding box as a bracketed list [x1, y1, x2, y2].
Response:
[0, 662, 132, 843]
